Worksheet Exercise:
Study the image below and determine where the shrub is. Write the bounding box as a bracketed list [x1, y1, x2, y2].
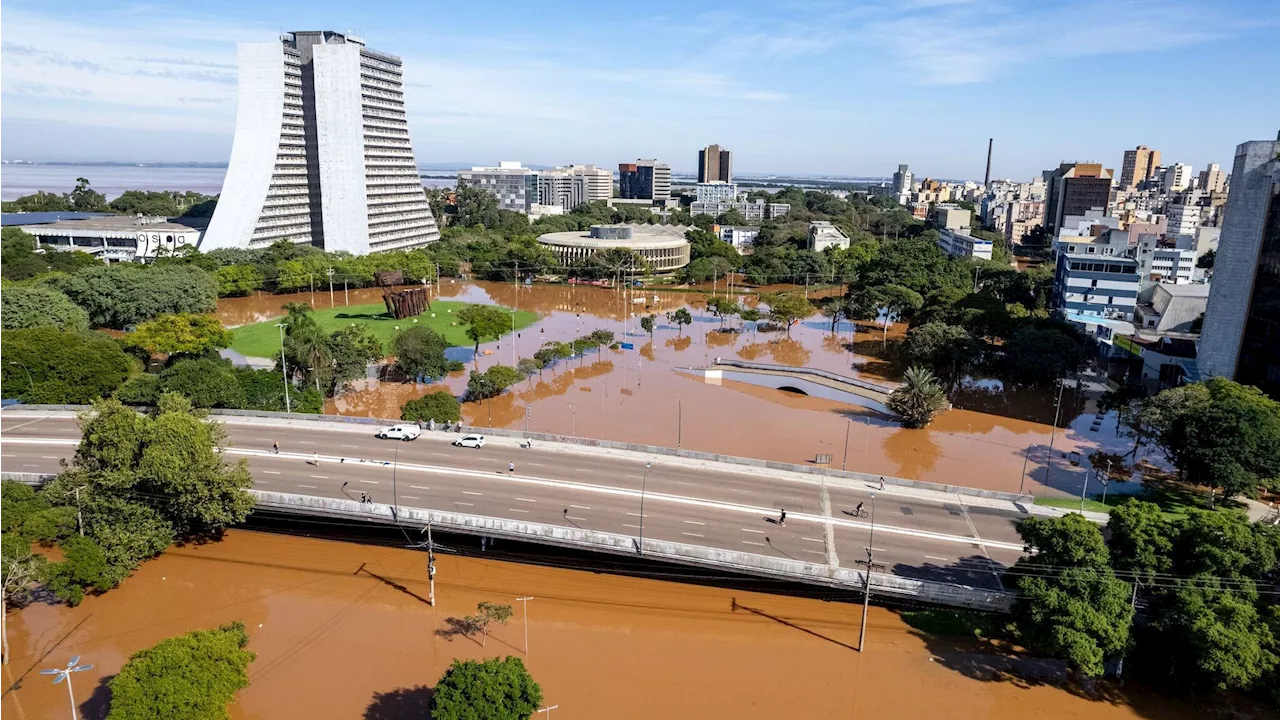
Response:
[401, 391, 461, 423]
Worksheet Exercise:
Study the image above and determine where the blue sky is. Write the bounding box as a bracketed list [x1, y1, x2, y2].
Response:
[2, 0, 1278, 179]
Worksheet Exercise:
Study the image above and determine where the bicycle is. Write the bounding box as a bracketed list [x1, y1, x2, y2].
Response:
[842, 507, 870, 519]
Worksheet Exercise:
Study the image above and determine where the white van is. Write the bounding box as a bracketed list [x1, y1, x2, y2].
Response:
[376, 424, 422, 441]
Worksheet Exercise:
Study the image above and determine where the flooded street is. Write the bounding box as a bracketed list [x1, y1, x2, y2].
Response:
[0, 530, 1226, 720]
[220, 282, 1143, 498]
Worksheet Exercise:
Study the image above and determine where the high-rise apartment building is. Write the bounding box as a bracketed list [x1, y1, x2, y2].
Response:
[618, 159, 672, 201]
[698, 144, 732, 183]
[550, 165, 612, 202]
[1163, 163, 1194, 194]
[1044, 162, 1115, 233]
[1198, 163, 1226, 194]
[1198, 136, 1280, 398]
[537, 173, 589, 210]
[204, 31, 439, 254]
[1120, 146, 1161, 190]
[892, 164, 913, 204]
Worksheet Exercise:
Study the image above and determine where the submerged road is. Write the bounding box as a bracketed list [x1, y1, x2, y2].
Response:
[0, 412, 1028, 590]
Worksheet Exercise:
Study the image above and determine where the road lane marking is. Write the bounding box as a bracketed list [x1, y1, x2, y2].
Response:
[514, 498, 537, 503]
[925, 555, 950, 561]
[682, 532, 704, 538]
[802, 537, 824, 543]
[1, 454, 13, 457]
[527, 463, 547, 467]
[263, 471, 281, 475]
[342, 445, 359, 449]
[297, 484, 317, 489]
[455, 502, 474, 506]
[431, 452, 449, 457]
[359, 480, 379, 485]
[41, 456, 60, 459]
[623, 523, 640, 529]
[310, 475, 329, 479]
[297, 441, 316, 445]
[410, 485, 430, 490]
[508, 508, 530, 513]
[463, 491, 483, 496]
[624, 474, 644, 479]
[626, 512, 647, 517]
[742, 528, 764, 534]
[22, 464, 39, 468]
[803, 549, 825, 555]
[743, 541, 766, 547]
[683, 520, 706, 525]
[401, 495, 420, 500]
[565, 515, 587, 521]
[570, 505, 592, 510]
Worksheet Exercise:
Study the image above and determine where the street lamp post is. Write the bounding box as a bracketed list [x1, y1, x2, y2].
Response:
[40, 656, 93, 720]
[677, 398, 683, 449]
[510, 310, 517, 366]
[516, 596, 534, 655]
[274, 323, 291, 413]
[537, 706, 559, 718]
[842, 419, 851, 471]
[638, 463, 652, 555]
[858, 492, 878, 653]
[7, 361, 33, 393]
[1044, 377, 1067, 490]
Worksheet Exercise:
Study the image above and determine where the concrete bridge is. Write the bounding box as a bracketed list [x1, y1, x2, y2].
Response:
[703, 359, 897, 413]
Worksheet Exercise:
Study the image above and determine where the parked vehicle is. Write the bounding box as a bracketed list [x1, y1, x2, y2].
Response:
[454, 434, 486, 449]
[376, 424, 422, 441]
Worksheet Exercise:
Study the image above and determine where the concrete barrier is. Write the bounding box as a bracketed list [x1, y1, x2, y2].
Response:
[3, 405, 1034, 504]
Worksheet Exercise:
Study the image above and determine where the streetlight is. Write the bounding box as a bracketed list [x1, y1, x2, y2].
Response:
[676, 398, 683, 449]
[8, 361, 34, 393]
[965, 422, 972, 461]
[569, 404, 575, 436]
[510, 310, 518, 367]
[40, 656, 93, 720]
[858, 492, 878, 653]
[516, 596, 534, 655]
[274, 323, 291, 413]
[637, 462, 652, 555]
[1044, 376, 1067, 490]
[537, 705, 559, 718]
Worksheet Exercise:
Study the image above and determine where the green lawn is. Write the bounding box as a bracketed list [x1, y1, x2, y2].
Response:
[229, 300, 539, 358]
[1034, 481, 1244, 520]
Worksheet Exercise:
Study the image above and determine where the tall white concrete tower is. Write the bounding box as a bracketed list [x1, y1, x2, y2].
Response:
[204, 31, 439, 254]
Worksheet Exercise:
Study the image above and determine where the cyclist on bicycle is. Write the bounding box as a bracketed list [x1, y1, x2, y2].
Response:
[855, 502, 864, 516]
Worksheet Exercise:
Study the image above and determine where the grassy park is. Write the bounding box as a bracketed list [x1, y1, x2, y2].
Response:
[229, 300, 538, 358]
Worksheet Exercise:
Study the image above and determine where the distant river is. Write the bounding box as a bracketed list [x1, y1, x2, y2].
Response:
[1, 164, 454, 201]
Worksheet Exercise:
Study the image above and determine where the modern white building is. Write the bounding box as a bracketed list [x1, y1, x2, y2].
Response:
[937, 228, 994, 261]
[808, 221, 850, 251]
[457, 161, 538, 213]
[891, 164, 913, 205]
[537, 172, 590, 211]
[1134, 234, 1196, 287]
[695, 182, 739, 204]
[551, 165, 613, 202]
[1166, 201, 1202, 237]
[24, 215, 209, 263]
[1054, 254, 1141, 322]
[1162, 163, 1194, 194]
[717, 225, 759, 251]
[204, 31, 439, 254]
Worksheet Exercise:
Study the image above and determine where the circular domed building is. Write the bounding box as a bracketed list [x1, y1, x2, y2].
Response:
[536, 224, 691, 273]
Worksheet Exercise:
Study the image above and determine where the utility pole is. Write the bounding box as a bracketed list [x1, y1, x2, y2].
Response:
[842, 420, 851, 471]
[676, 398, 683, 449]
[275, 323, 291, 413]
[638, 463, 652, 555]
[516, 596, 534, 655]
[343, 277, 349, 306]
[1045, 377, 1067, 490]
[326, 268, 335, 307]
[423, 520, 436, 607]
[858, 492, 878, 652]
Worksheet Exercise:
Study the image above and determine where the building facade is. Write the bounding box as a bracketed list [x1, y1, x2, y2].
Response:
[1044, 162, 1114, 233]
[537, 173, 590, 211]
[618, 159, 671, 201]
[537, 224, 691, 273]
[1121, 146, 1161, 190]
[1198, 136, 1280, 397]
[24, 215, 208, 263]
[551, 165, 612, 202]
[698, 144, 732, 183]
[892, 164, 913, 204]
[695, 182, 738, 204]
[937, 228, 994, 261]
[1054, 254, 1141, 321]
[807, 221, 850, 251]
[457, 161, 538, 213]
[717, 225, 759, 251]
[1198, 163, 1226, 194]
[204, 31, 439, 254]
[1163, 163, 1194, 194]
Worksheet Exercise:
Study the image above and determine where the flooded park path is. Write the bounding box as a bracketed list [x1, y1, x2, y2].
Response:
[0, 530, 1228, 720]
[219, 282, 1148, 499]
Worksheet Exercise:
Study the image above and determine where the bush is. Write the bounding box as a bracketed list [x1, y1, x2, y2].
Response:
[465, 365, 524, 401]
[41, 535, 112, 605]
[1, 285, 90, 331]
[401, 391, 461, 423]
[160, 358, 246, 408]
[1, 327, 136, 402]
[392, 325, 457, 380]
[107, 621, 256, 720]
[115, 374, 162, 405]
[431, 656, 542, 720]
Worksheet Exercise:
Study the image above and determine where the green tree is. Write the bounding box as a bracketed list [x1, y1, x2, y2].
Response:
[462, 601, 514, 647]
[114, 374, 161, 405]
[516, 357, 539, 379]
[465, 365, 523, 401]
[49, 264, 218, 328]
[41, 535, 112, 606]
[902, 322, 979, 394]
[457, 304, 513, 354]
[1144, 579, 1277, 692]
[640, 314, 656, 337]
[1010, 514, 1134, 677]
[666, 308, 692, 336]
[431, 656, 542, 720]
[761, 292, 811, 336]
[324, 324, 382, 395]
[1, 328, 136, 402]
[392, 326, 455, 380]
[0, 285, 90, 332]
[886, 366, 948, 429]
[214, 265, 265, 297]
[1000, 320, 1093, 387]
[107, 621, 255, 720]
[67, 177, 109, 212]
[1106, 500, 1175, 581]
[1138, 378, 1280, 500]
[401, 391, 461, 424]
[2, 531, 46, 663]
[160, 358, 246, 409]
[131, 313, 233, 357]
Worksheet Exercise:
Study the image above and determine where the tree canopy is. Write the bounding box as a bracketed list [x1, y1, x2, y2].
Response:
[107, 622, 255, 720]
[392, 326, 458, 380]
[0, 327, 136, 402]
[130, 313, 233, 357]
[48, 263, 218, 328]
[401, 391, 462, 423]
[431, 656, 542, 720]
[0, 285, 90, 332]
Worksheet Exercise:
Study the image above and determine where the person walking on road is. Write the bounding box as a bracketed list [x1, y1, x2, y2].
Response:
[312, 452, 320, 467]
[508, 461, 515, 473]
[778, 509, 787, 526]
[879, 477, 885, 491]
[272, 440, 279, 454]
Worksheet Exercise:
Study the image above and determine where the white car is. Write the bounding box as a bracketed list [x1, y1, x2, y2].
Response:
[453, 434, 486, 448]
[376, 424, 422, 441]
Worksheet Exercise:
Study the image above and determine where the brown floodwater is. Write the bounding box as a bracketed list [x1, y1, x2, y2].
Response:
[225, 282, 1146, 498]
[2, 530, 1245, 720]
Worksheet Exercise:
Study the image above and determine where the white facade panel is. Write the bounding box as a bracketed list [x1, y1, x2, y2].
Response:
[203, 43, 286, 251]
[313, 44, 370, 254]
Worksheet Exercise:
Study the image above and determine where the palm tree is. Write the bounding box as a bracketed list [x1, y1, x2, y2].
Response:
[887, 366, 948, 429]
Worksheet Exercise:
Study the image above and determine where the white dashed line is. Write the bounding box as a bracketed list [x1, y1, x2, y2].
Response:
[455, 502, 475, 507]
[297, 441, 316, 445]
[622, 523, 641, 529]
[310, 475, 329, 479]
[626, 512, 647, 517]
[401, 495, 419, 500]
[527, 463, 547, 467]
[742, 540, 766, 547]
[22, 464, 39, 468]
[565, 516, 587, 521]
[431, 452, 449, 457]
[41, 456, 60, 459]
[508, 508, 530, 514]
[683, 520, 706, 525]
[925, 555, 950, 562]
[682, 532, 704, 538]
[802, 537, 824, 543]
[359, 480, 379, 485]
[342, 445, 359, 448]
[570, 505, 591, 510]
[742, 528, 764, 534]
[297, 484, 317, 489]
[410, 485, 430, 490]
[624, 474, 644, 479]
[514, 497, 537, 503]
[463, 491, 483, 496]
[263, 471, 281, 475]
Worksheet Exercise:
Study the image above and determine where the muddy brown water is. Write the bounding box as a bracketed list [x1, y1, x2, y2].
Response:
[219, 282, 1145, 498]
[1, 530, 1238, 720]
